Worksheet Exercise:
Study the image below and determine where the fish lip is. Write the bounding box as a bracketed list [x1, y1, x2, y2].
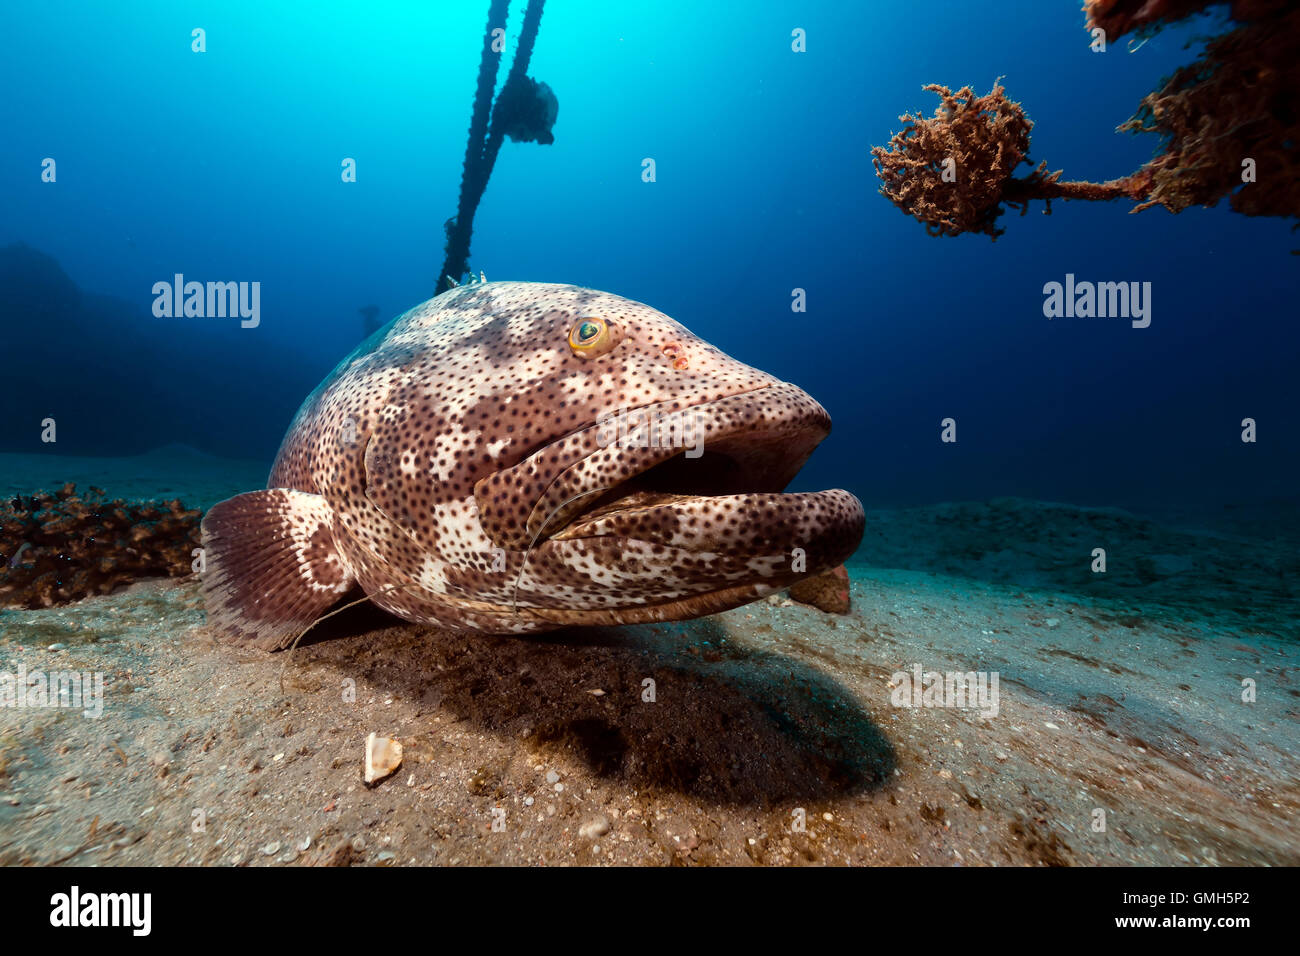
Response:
[475, 381, 791, 551]
[517, 486, 866, 625]
[525, 380, 836, 542]
[521, 381, 778, 472]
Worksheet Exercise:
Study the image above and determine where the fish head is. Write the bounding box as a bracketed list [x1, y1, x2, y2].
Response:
[355, 282, 862, 629]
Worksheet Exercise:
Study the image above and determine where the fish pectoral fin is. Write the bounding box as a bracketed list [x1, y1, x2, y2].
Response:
[199, 489, 354, 651]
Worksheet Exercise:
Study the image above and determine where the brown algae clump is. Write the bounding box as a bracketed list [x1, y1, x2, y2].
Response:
[872, 3, 1299, 238]
[871, 83, 1148, 239]
[0, 483, 201, 609]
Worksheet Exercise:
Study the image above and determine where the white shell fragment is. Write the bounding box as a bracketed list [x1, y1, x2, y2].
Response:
[363, 733, 403, 785]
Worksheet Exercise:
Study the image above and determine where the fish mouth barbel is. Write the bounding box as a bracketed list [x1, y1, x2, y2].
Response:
[200, 282, 864, 649]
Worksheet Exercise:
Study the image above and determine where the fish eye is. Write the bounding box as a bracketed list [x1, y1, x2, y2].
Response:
[568, 317, 615, 358]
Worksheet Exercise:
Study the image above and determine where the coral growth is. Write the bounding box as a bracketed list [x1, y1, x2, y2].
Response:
[871, 83, 1033, 239]
[0, 483, 201, 609]
[1116, 4, 1299, 221]
[1083, 0, 1286, 42]
[871, 84, 1146, 238]
[874, 2, 1298, 237]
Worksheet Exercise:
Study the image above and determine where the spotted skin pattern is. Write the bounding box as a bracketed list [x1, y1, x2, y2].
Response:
[200, 282, 865, 649]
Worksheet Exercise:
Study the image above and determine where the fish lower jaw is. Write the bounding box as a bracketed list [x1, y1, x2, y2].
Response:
[509, 574, 814, 630]
[551, 488, 865, 554]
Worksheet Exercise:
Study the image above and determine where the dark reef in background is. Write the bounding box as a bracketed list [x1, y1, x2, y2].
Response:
[0, 242, 325, 460]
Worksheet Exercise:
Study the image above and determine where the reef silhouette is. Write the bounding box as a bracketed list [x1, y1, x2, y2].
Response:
[0, 241, 325, 459]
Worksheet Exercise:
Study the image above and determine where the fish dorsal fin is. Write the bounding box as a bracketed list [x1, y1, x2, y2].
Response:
[200, 489, 355, 650]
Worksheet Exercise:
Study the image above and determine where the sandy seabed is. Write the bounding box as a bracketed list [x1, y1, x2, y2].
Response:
[0, 449, 1296, 866]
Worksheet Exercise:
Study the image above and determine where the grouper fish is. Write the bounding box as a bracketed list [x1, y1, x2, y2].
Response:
[201, 282, 864, 649]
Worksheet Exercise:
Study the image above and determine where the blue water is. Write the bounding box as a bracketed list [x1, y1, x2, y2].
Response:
[2, 0, 1296, 512]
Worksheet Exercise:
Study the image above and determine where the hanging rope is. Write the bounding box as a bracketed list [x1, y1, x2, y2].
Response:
[438, 0, 549, 293]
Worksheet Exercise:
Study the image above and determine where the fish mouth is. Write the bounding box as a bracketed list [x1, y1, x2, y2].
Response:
[531, 382, 840, 537]
[478, 382, 865, 624]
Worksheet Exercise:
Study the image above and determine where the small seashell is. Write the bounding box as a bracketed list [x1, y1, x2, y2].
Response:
[363, 733, 403, 785]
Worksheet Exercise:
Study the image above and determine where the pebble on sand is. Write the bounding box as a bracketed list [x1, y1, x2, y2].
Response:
[579, 816, 611, 840]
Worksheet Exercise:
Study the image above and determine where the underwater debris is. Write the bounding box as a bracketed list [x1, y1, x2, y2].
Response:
[438, 0, 551, 292]
[493, 75, 558, 145]
[873, 2, 1298, 237]
[0, 483, 200, 609]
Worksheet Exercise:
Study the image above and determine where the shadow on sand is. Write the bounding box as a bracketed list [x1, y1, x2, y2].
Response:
[286, 600, 895, 808]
